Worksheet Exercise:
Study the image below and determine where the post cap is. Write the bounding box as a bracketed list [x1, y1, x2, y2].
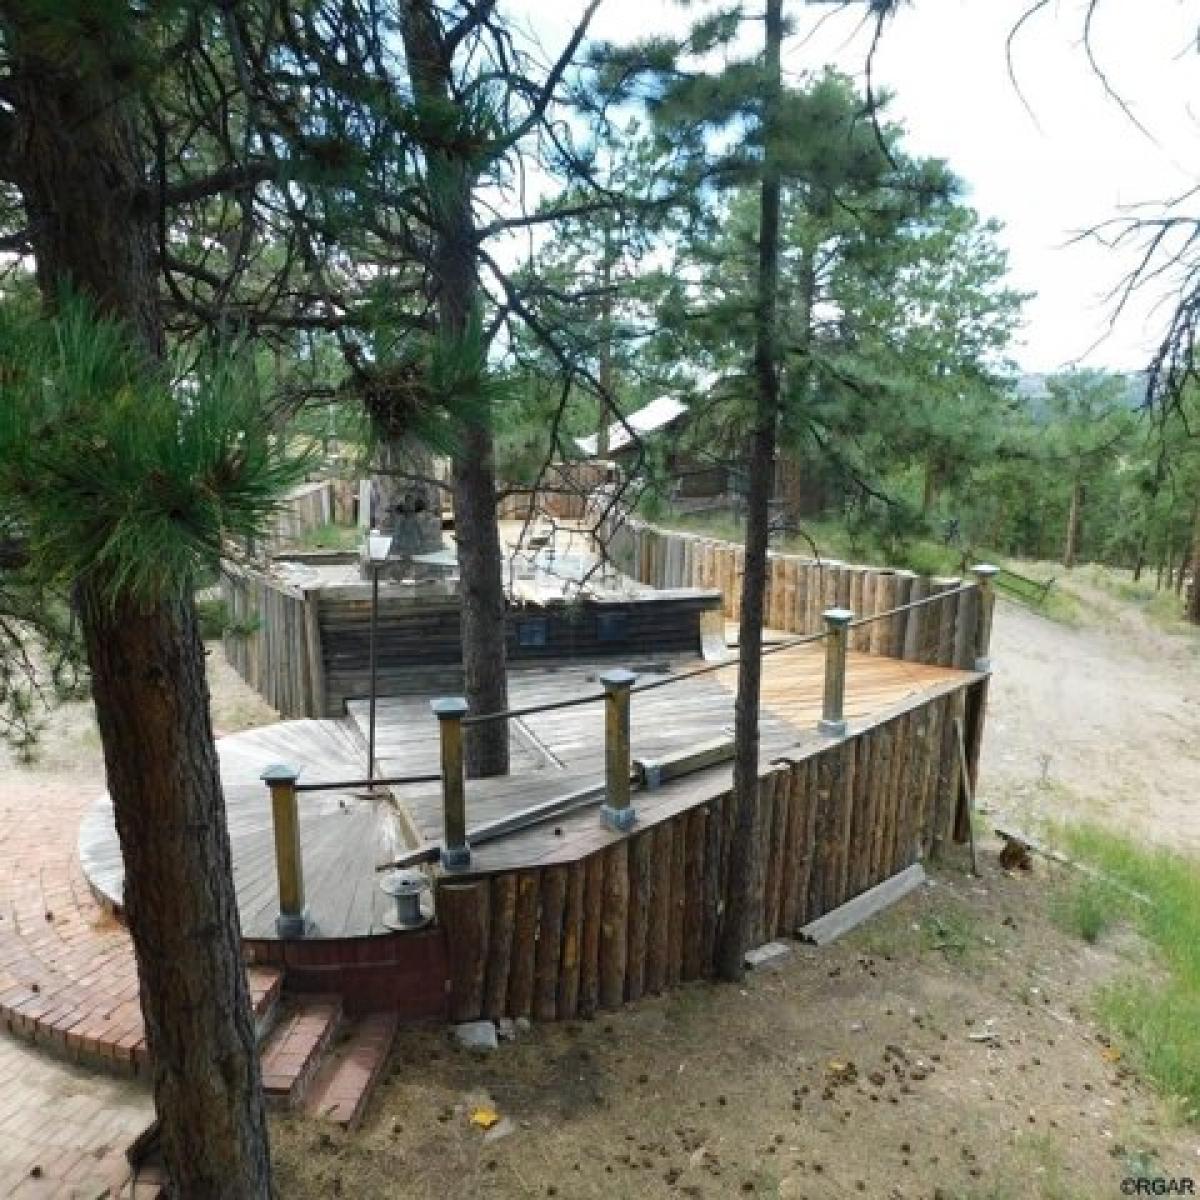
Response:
[599, 668, 638, 690]
[261, 762, 300, 784]
[378, 868, 430, 898]
[430, 697, 469, 720]
[600, 803, 638, 832]
[821, 607, 854, 627]
[440, 842, 472, 870]
[970, 563, 1000, 579]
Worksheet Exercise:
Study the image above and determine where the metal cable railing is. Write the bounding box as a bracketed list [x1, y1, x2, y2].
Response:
[846, 581, 974, 630]
[292, 771, 441, 794]
[258, 568, 997, 934]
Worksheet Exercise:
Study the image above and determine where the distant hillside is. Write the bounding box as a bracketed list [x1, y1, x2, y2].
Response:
[1015, 371, 1149, 419]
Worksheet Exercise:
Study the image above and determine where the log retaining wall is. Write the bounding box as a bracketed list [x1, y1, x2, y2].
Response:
[435, 681, 979, 1022]
[604, 517, 979, 670]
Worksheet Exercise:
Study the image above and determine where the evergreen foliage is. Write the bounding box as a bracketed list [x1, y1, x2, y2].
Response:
[0, 298, 312, 607]
[0, 296, 311, 746]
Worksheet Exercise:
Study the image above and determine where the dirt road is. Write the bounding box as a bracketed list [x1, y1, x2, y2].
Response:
[982, 582, 1200, 847]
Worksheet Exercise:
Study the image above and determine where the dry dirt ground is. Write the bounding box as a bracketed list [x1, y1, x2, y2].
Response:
[273, 860, 1196, 1200]
[981, 579, 1200, 848]
[2, 582, 1198, 1199]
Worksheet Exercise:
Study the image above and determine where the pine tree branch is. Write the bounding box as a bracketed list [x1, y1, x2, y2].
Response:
[160, 162, 278, 208]
[445, 1, 499, 56]
[490, 2, 603, 156]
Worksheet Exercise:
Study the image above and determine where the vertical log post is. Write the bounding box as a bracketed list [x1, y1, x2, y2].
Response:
[600, 669, 638, 831]
[433, 697, 471, 868]
[262, 763, 308, 937]
[971, 564, 999, 671]
[818, 608, 854, 737]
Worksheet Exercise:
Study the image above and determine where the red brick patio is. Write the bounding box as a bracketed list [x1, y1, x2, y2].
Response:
[0, 773, 280, 1071]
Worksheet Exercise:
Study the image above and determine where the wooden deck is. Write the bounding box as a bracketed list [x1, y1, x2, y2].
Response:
[79, 644, 978, 941]
[79, 720, 412, 941]
[376, 644, 975, 875]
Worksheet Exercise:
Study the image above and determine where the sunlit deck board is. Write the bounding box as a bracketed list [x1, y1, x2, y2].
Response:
[80, 645, 978, 939]
[365, 644, 977, 873]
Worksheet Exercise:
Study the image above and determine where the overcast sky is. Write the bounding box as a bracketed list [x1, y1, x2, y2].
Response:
[516, 0, 1197, 374]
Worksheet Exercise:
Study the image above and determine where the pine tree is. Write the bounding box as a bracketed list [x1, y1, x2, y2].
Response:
[1043, 371, 1132, 569]
[0, 296, 303, 1196]
[0, 5, 323, 1192]
[276, 1, 615, 776]
[603, 6, 926, 978]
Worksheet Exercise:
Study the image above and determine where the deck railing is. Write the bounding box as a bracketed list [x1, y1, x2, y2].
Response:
[259, 567, 997, 936]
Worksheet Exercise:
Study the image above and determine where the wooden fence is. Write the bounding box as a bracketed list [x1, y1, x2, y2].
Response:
[604, 517, 981, 670]
[258, 478, 356, 557]
[221, 563, 725, 718]
[436, 680, 984, 1022]
[221, 562, 321, 717]
[496, 461, 612, 523]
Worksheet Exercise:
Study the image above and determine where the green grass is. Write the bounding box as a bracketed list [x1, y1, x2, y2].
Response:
[991, 558, 1087, 627]
[1050, 876, 1123, 944]
[919, 905, 979, 961]
[196, 595, 259, 641]
[1074, 564, 1192, 632]
[658, 508, 965, 577]
[1054, 824, 1200, 1121]
[852, 897, 981, 964]
[1024, 583, 1085, 628]
[297, 521, 361, 552]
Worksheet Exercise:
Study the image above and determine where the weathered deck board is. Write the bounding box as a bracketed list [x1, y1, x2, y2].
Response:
[363, 645, 976, 876]
[80, 645, 978, 941]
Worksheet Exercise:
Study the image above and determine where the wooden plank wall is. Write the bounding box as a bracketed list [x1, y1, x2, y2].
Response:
[220, 563, 319, 718]
[437, 683, 976, 1022]
[604, 518, 981, 670]
[497, 462, 612, 523]
[259, 479, 355, 557]
[222, 564, 725, 718]
[318, 590, 724, 715]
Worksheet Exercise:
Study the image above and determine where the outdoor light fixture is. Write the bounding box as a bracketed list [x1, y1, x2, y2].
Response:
[378, 868, 431, 931]
[367, 526, 393, 563]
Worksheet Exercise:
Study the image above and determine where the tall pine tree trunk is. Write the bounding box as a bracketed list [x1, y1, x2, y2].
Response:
[1187, 499, 1200, 624]
[716, 0, 783, 982]
[401, 0, 509, 776]
[1176, 500, 1196, 601]
[3, 12, 272, 1194]
[922, 456, 939, 517]
[1135, 455, 1164, 586]
[81, 590, 271, 1195]
[1063, 479, 1084, 569]
[597, 215, 615, 460]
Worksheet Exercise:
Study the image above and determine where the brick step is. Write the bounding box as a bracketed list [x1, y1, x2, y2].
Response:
[303, 1011, 398, 1130]
[0, 960, 283, 1076]
[259, 995, 342, 1108]
[249, 966, 285, 1040]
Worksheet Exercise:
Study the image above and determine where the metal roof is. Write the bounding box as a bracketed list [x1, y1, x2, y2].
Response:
[575, 395, 689, 458]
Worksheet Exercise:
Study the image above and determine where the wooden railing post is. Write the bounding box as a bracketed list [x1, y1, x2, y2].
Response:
[599, 669, 638, 831]
[261, 763, 308, 937]
[433, 697, 471, 868]
[818, 607, 854, 737]
[970, 564, 999, 671]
